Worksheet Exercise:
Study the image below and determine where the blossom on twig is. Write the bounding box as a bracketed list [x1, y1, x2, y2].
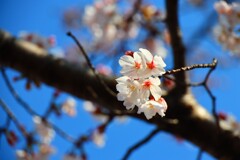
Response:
[33, 116, 55, 144]
[61, 97, 77, 117]
[116, 48, 167, 119]
[214, 1, 240, 56]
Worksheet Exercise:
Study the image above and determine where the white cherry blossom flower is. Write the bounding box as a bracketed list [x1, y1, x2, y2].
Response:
[92, 128, 105, 147]
[83, 101, 109, 123]
[138, 98, 167, 120]
[61, 97, 77, 117]
[119, 48, 166, 78]
[116, 76, 141, 109]
[214, 1, 240, 56]
[139, 48, 166, 78]
[34, 144, 55, 160]
[33, 116, 55, 144]
[214, 1, 232, 15]
[140, 77, 162, 101]
[16, 150, 31, 160]
[119, 52, 143, 79]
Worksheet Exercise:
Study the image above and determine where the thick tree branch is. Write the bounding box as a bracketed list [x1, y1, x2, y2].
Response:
[1, 30, 240, 159]
[165, 0, 188, 94]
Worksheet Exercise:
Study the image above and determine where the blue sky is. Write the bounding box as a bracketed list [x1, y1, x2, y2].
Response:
[1, 0, 240, 160]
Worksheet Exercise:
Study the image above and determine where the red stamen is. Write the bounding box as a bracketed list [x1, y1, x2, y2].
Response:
[147, 61, 155, 69]
[135, 62, 141, 69]
[125, 51, 134, 57]
[143, 81, 152, 88]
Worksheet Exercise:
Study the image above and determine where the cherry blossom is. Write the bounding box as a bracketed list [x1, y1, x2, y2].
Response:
[214, 1, 232, 15]
[16, 144, 55, 160]
[116, 48, 167, 119]
[16, 150, 31, 160]
[140, 5, 165, 21]
[61, 97, 77, 117]
[137, 98, 167, 120]
[139, 48, 166, 78]
[214, 1, 240, 56]
[82, 0, 139, 52]
[141, 5, 157, 21]
[33, 116, 55, 144]
[116, 76, 141, 109]
[140, 77, 162, 101]
[119, 52, 143, 79]
[83, 0, 119, 50]
[119, 48, 166, 79]
[83, 101, 109, 123]
[92, 126, 106, 147]
[34, 143, 55, 160]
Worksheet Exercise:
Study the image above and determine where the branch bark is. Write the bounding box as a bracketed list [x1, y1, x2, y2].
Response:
[1, 30, 240, 159]
[165, 0, 188, 94]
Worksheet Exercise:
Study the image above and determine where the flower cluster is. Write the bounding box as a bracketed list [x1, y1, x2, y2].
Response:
[214, 1, 240, 56]
[16, 144, 55, 160]
[83, 0, 139, 51]
[116, 48, 168, 119]
[33, 116, 55, 144]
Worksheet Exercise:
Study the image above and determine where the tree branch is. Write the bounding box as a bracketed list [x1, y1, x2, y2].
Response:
[1, 30, 240, 159]
[165, 0, 188, 94]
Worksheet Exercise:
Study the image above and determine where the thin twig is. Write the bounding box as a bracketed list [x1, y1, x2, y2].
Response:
[43, 94, 58, 119]
[125, 0, 142, 22]
[163, 59, 217, 88]
[204, 85, 219, 130]
[0, 98, 28, 137]
[1, 67, 76, 143]
[51, 123, 75, 143]
[67, 32, 116, 97]
[196, 149, 203, 160]
[1, 68, 38, 116]
[202, 59, 219, 130]
[122, 128, 161, 160]
[164, 58, 217, 75]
